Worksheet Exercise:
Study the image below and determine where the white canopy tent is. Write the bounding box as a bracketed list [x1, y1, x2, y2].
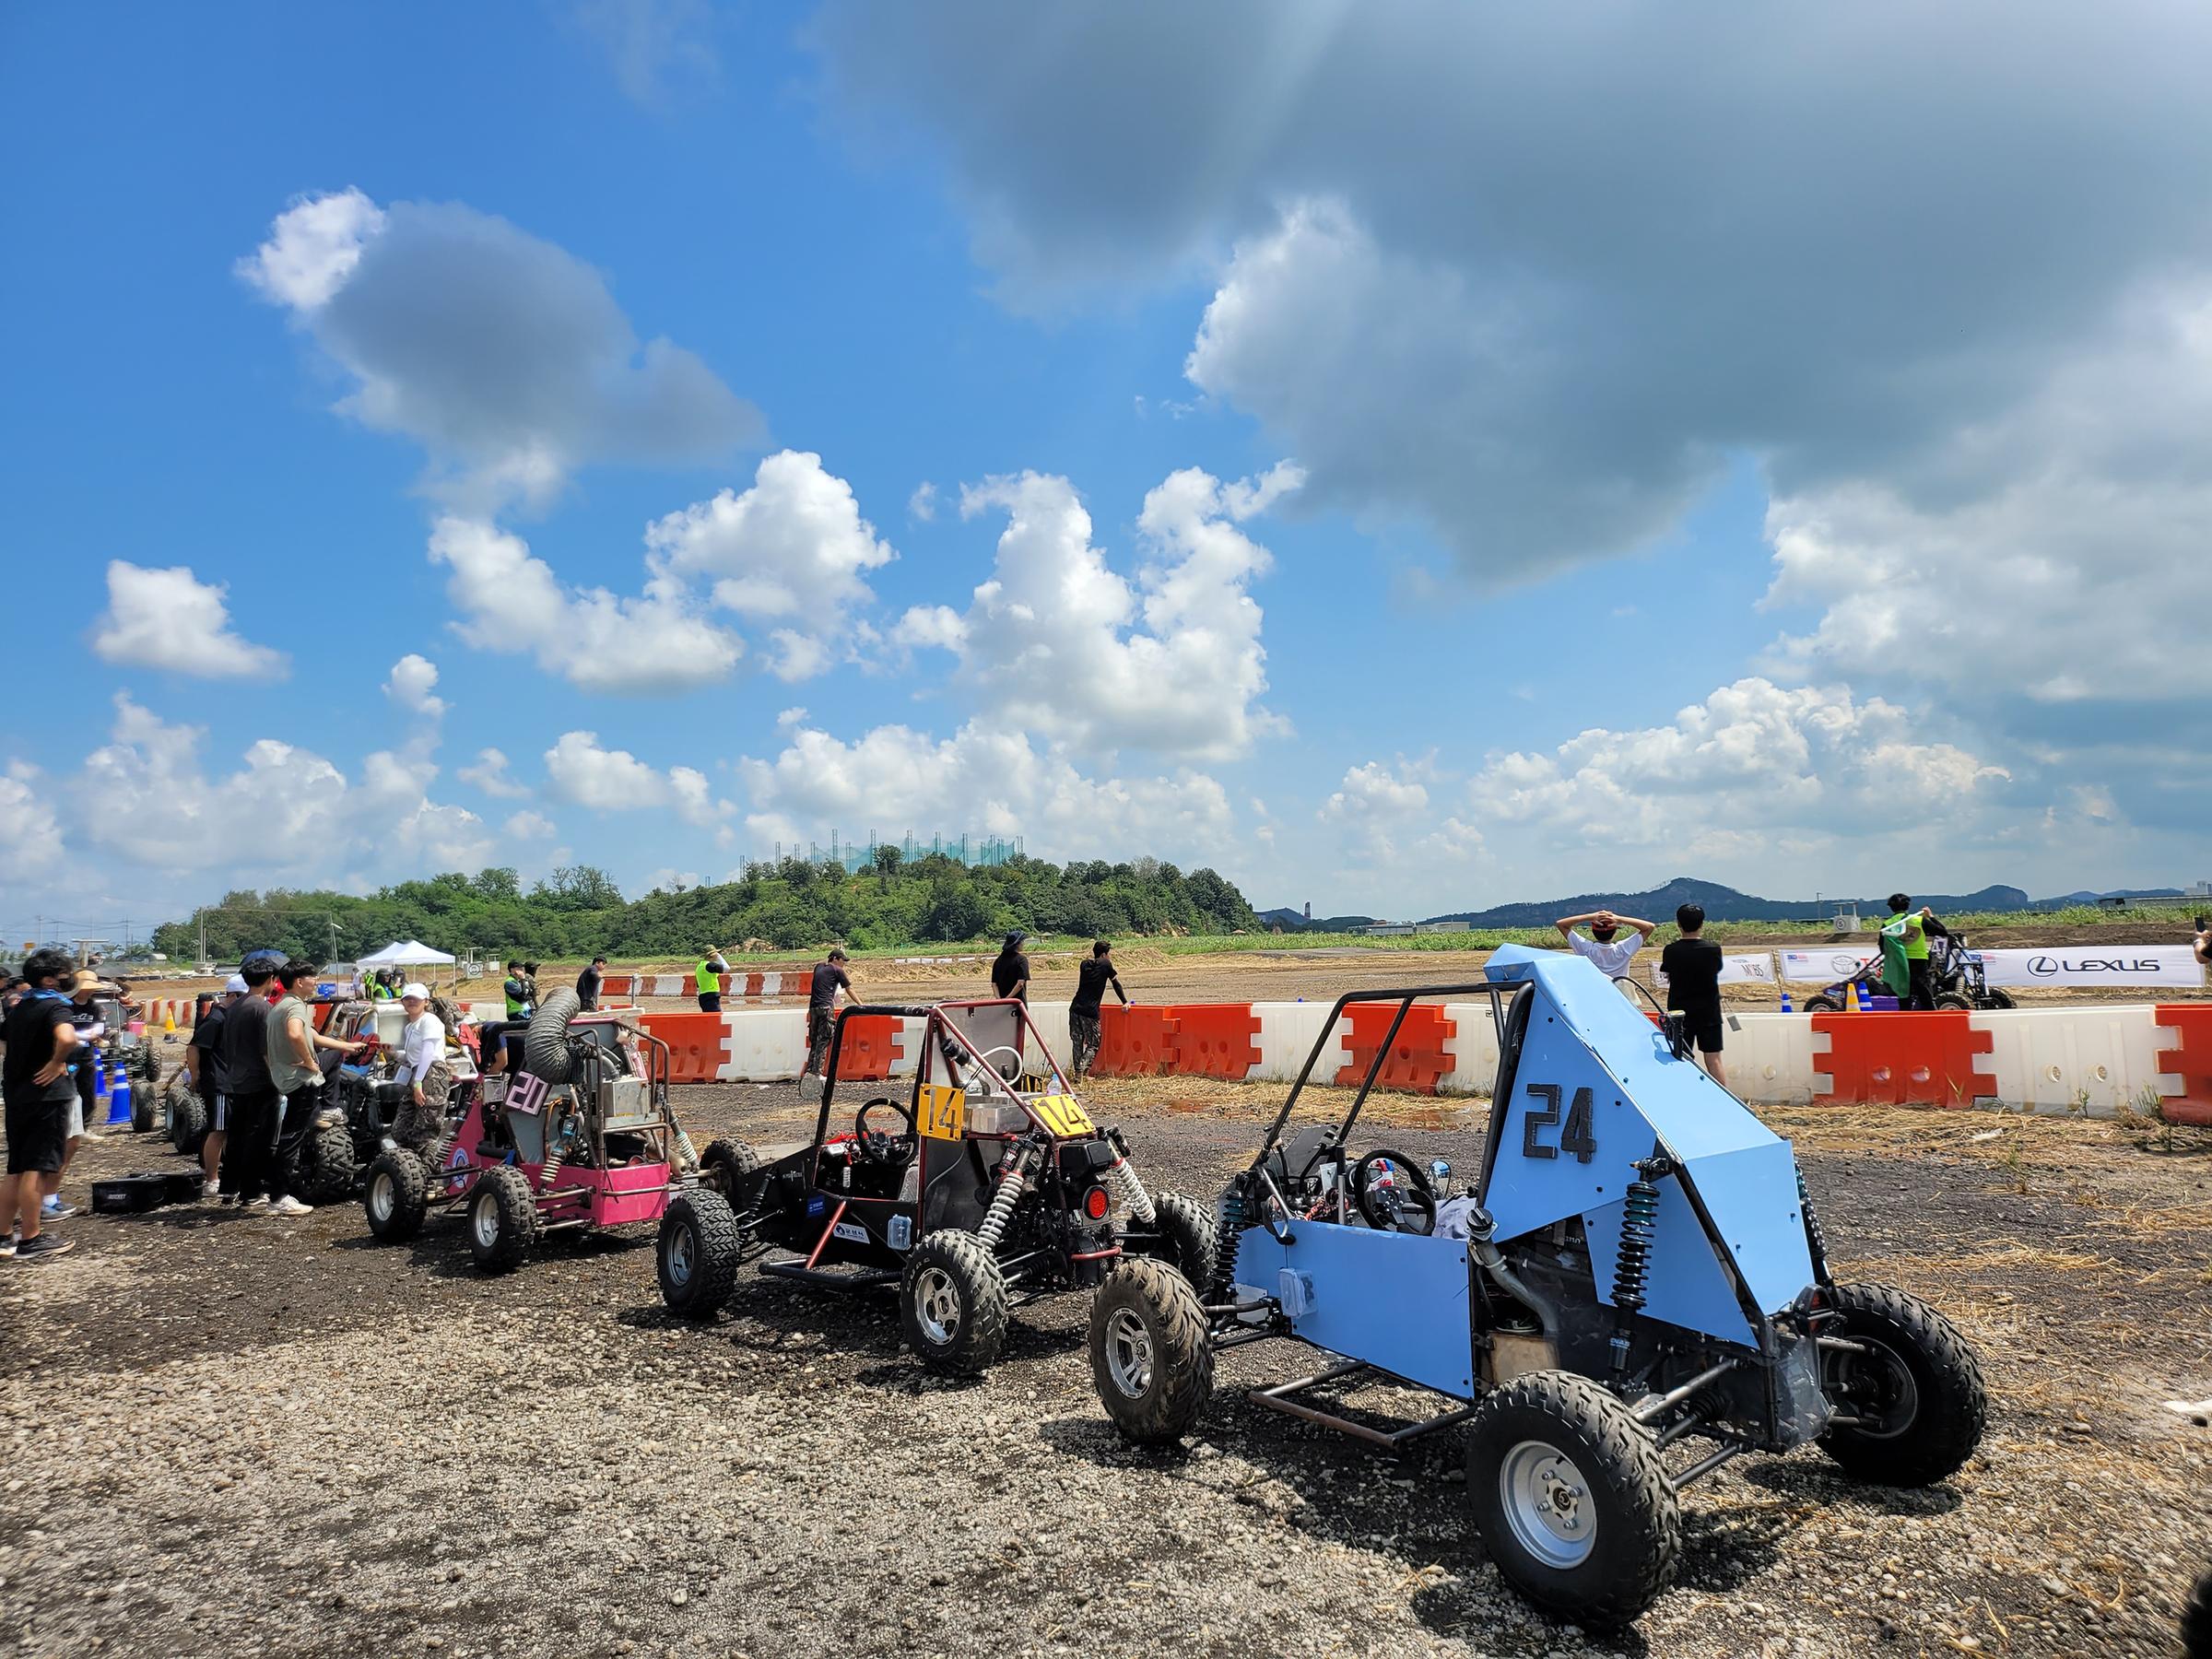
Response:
[357, 939, 456, 968]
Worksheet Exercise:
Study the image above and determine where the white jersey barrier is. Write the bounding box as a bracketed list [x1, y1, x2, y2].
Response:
[447, 998, 2210, 1123]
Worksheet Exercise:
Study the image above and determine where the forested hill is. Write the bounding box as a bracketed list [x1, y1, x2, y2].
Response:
[150, 855, 1260, 963]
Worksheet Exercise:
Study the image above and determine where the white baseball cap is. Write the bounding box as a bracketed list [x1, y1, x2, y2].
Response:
[401, 982, 430, 1000]
[224, 975, 249, 994]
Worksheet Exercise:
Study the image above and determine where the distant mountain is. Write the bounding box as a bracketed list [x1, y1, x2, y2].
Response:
[1418, 877, 2183, 931]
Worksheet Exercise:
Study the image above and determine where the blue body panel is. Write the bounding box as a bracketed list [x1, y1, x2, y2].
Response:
[1237, 1223, 1476, 1397]
[1478, 946, 1815, 1345]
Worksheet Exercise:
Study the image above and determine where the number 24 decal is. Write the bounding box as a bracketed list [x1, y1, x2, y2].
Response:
[1521, 1083, 1598, 1164]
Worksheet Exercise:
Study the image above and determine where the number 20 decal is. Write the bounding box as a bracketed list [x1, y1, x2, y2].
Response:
[1520, 1083, 1598, 1164]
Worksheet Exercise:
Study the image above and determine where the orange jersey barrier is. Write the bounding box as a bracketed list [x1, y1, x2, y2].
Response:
[1166, 1003, 1262, 1079]
[1335, 1003, 1457, 1096]
[2153, 1005, 2212, 1125]
[1811, 1011, 1995, 1108]
[831, 1014, 903, 1082]
[637, 1012, 732, 1083]
[1090, 1004, 1177, 1077]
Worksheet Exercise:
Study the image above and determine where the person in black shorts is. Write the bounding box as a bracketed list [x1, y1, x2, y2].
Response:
[218, 958, 282, 1206]
[801, 948, 853, 1082]
[2, 947, 81, 1262]
[1659, 903, 1727, 1086]
[1068, 940, 1129, 1081]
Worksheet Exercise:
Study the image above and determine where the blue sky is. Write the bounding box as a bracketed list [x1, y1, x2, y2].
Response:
[6, 1, 2207, 947]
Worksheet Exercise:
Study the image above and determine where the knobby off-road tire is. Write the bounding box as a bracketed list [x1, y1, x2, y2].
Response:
[1801, 994, 1843, 1014]
[1088, 1256, 1214, 1445]
[468, 1165, 542, 1273]
[296, 1123, 359, 1206]
[1935, 993, 1972, 1012]
[900, 1230, 1008, 1375]
[1146, 1190, 1218, 1290]
[2182, 1564, 2212, 1659]
[700, 1136, 760, 1201]
[658, 1190, 741, 1318]
[131, 1077, 157, 1135]
[1985, 989, 2018, 1010]
[168, 1087, 207, 1157]
[1817, 1280, 1986, 1486]
[364, 1148, 429, 1242]
[525, 988, 583, 1083]
[1466, 1370, 1682, 1630]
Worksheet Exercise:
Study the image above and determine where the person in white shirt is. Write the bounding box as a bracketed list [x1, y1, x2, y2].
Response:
[387, 982, 453, 1157]
[1553, 909, 1656, 982]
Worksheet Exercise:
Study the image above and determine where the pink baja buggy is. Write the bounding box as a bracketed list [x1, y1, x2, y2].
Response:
[360, 988, 700, 1273]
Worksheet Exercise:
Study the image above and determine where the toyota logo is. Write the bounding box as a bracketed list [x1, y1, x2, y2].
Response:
[1829, 954, 1860, 975]
[2028, 955, 2058, 978]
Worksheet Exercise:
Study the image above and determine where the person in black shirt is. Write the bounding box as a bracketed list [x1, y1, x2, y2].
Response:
[577, 956, 607, 1011]
[1658, 903, 1727, 1086]
[990, 932, 1030, 1003]
[801, 949, 853, 1082]
[3, 948, 81, 1262]
[185, 977, 243, 1200]
[1067, 940, 1129, 1081]
[217, 959, 281, 1206]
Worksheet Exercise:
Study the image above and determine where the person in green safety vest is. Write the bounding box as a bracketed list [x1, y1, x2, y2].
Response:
[696, 947, 730, 1013]
[369, 971, 396, 1002]
[1883, 893, 1948, 1010]
[502, 959, 532, 1020]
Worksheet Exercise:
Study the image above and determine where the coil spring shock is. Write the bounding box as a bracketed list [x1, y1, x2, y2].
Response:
[1209, 1178, 1249, 1300]
[976, 1144, 1035, 1249]
[672, 1125, 700, 1172]
[1796, 1168, 1830, 1276]
[541, 1115, 568, 1191]
[1106, 1156, 1157, 1226]
[1608, 1171, 1660, 1373]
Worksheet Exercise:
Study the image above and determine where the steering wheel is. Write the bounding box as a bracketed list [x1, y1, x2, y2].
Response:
[853, 1095, 918, 1164]
[1352, 1149, 1437, 1235]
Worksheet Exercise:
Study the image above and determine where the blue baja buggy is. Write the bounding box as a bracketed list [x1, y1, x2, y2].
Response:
[1086, 948, 1986, 1627]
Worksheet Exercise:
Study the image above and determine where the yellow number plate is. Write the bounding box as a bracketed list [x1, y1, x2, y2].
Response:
[1030, 1093, 1095, 1137]
[917, 1084, 966, 1140]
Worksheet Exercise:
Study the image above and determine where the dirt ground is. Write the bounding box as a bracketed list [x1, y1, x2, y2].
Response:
[4, 1053, 2209, 1658]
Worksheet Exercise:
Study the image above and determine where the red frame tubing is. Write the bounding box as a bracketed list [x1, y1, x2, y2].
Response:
[806, 1200, 849, 1269]
[1810, 1011, 1995, 1108]
[1334, 1003, 1457, 1096]
[2153, 1006, 2212, 1126]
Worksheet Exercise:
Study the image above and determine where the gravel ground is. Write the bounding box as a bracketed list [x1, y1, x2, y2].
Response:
[3, 1067, 2208, 1658]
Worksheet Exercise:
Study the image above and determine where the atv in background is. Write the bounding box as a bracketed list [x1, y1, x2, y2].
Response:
[294, 996, 480, 1205]
[1801, 931, 2013, 1012]
[653, 998, 1215, 1375]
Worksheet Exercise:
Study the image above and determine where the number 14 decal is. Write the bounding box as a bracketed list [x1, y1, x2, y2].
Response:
[1521, 1083, 1598, 1164]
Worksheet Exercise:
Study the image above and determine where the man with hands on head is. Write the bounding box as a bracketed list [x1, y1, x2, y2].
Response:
[1553, 908, 1656, 984]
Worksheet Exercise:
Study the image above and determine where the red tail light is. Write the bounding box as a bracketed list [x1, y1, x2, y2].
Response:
[1083, 1184, 1110, 1221]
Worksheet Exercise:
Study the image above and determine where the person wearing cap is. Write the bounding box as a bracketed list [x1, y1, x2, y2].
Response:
[990, 932, 1031, 1003]
[185, 975, 247, 1202]
[257, 959, 364, 1216]
[800, 948, 853, 1083]
[3, 947, 81, 1262]
[696, 947, 730, 1014]
[387, 982, 453, 1157]
[1068, 940, 1130, 1082]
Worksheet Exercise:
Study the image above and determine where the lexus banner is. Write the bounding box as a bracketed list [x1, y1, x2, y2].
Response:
[1971, 946, 2206, 989]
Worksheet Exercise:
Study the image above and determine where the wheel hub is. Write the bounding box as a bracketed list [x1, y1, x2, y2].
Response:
[472, 1192, 500, 1248]
[1500, 1440, 1597, 1569]
[913, 1265, 960, 1345]
[1102, 1307, 1155, 1398]
[1832, 1336, 1920, 1438]
[666, 1223, 695, 1286]
[369, 1172, 393, 1221]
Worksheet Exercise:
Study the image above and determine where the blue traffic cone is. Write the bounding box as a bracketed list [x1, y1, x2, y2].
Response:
[1779, 987, 1794, 1013]
[105, 1059, 134, 1127]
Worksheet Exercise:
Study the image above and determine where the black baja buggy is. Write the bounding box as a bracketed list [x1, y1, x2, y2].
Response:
[653, 997, 1216, 1374]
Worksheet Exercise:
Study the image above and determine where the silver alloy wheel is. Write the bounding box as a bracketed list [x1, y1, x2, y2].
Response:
[369, 1171, 393, 1222]
[912, 1265, 960, 1345]
[472, 1190, 500, 1250]
[1102, 1306, 1155, 1399]
[665, 1220, 695, 1286]
[1499, 1439, 1597, 1569]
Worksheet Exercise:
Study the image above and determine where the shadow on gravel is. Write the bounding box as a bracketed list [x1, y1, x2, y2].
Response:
[326, 1217, 655, 1279]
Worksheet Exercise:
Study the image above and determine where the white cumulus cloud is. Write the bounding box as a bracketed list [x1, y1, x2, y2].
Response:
[544, 731, 723, 828]
[458, 747, 530, 798]
[382, 653, 447, 719]
[90, 561, 287, 680]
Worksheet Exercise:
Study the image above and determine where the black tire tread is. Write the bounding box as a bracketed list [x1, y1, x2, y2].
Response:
[658, 1190, 742, 1317]
[524, 988, 582, 1083]
[2182, 1564, 2212, 1659]
[1147, 1190, 1218, 1289]
[1818, 1280, 1986, 1486]
[1468, 1370, 1682, 1629]
[1088, 1255, 1215, 1445]
[364, 1148, 429, 1241]
[701, 1136, 760, 1198]
[298, 1123, 359, 1206]
[1802, 994, 1842, 1013]
[471, 1165, 541, 1272]
[168, 1088, 207, 1157]
[900, 1229, 1008, 1375]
